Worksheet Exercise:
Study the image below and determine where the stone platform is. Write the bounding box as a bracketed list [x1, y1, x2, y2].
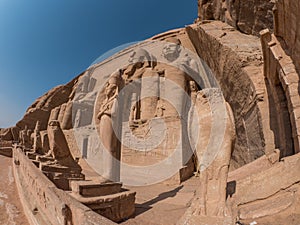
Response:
[70, 181, 136, 223]
[40, 163, 85, 190]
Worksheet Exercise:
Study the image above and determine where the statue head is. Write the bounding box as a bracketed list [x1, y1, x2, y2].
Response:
[104, 83, 117, 98]
[129, 48, 152, 68]
[189, 80, 198, 92]
[105, 69, 123, 97]
[48, 120, 61, 131]
[162, 37, 182, 62]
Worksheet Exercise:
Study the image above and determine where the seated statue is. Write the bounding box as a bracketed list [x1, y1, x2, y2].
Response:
[45, 120, 78, 167]
[19, 125, 31, 149]
[32, 121, 43, 154]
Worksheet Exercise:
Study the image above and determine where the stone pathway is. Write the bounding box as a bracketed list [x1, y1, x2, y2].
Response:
[0, 151, 200, 225]
[122, 177, 200, 225]
[0, 155, 29, 225]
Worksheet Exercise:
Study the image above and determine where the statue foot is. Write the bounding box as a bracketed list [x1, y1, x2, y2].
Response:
[44, 152, 52, 157]
[45, 159, 59, 166]
[215, 204, 230, 217]
[193, 204, 206, 216]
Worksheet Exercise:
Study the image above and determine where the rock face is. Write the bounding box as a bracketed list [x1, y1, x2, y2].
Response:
[274, 0, 300, 74]
[16, 75, 81, 132]
[186, 22, 269, 168]
[198, 0, 274, 36]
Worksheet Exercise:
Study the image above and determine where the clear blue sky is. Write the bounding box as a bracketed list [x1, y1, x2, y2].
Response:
[0, 0, 197, 128]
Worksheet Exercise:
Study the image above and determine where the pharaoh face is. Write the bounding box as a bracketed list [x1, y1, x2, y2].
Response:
[105, 83, 117, 97]
[162, 42, 181, 61]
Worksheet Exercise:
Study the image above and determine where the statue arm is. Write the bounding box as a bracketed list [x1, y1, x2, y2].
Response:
[110, 98, 118, 117]
[97, 105, 107, 119]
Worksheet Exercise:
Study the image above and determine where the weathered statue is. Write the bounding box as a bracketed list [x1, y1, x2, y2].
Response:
[155, 100, 165, 117]
[27, 129, 33, 146]
[32, 121, 43, 154]
[191, 89, 235, 218]
[124, 48, 159, 121]
[124, 48, 153, 83]
[19, 126, 31, 149]
[129, 103, 137, 122]
[189, 80, 198, 104]
[46, 120, 76, 166]
[97, 70, 124, 181]
[72, 71, 97, 101]
[158, 37, 189, 117]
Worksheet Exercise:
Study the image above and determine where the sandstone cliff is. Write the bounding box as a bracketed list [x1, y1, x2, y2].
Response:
[0, 74, 82, 141]
[197, 0, 300, 75]
[197, 0, 274, 36]
[274, 0, 300, 74]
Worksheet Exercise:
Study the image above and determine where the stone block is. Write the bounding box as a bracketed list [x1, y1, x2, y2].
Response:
[26, 151, 39, 160]
[70, 181, 122, 197]
[72, 190, 136, 223]
[43, 171, 85, 190]
[0, 147, 12, 157]
[40, 163, 82, 173]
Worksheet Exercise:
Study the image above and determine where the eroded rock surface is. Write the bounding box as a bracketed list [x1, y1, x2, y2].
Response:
[197, 0, 274, 36]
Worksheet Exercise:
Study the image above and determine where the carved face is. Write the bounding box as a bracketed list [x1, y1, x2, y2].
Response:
[190, 81, 197, 92]
[105, 83, 117, 97]
[162, 43, 180, 61]
[129, 54, 143, 68]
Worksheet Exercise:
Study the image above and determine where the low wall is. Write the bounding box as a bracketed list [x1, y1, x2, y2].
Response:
[261, 29, 300, 154]
[13, 146, 116, 225]
[274, 0, 300, 74]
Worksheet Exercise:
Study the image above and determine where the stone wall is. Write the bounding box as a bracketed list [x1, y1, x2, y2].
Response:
[261, 29, 300, 154]
[13, 146, 116, 225]
[197, 0, 274, 36]
[274, 0, 300, 74]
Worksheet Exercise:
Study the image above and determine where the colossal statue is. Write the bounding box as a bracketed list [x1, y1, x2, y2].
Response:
[97, 70, 124, 181]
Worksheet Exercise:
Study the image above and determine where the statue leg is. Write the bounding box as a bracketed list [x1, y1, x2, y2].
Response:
[214, 165, 230, 217]
[194, 168, 208, 216]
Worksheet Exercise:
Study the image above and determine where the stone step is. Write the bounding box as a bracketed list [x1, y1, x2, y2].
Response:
[70, 181, 122, 197]
[36, 155, 55, 163]
[26, 151, 40, 160]
[69, 189, 136, 223]
[40, 163, 82, 174]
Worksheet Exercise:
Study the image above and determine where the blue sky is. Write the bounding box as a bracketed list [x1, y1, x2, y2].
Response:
[0, 0, 197, 128]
